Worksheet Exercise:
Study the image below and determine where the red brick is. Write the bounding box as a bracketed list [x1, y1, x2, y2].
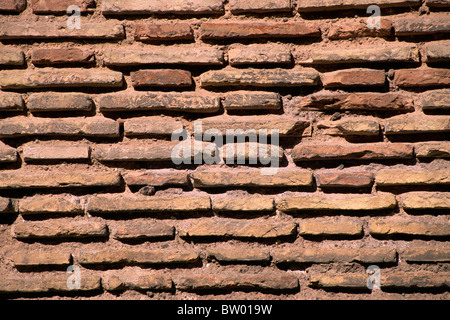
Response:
[298, 0, 420, 11]
[316, 172, 374, 188]
[328, 19, 392, 39]
[0, 276, 101, 294]
[110, 221, 174, 240]
[31, 48, 95, 66]
[13, 250, 71, 267]
[228, 44, 292, 66]
[134, 22, 194, 42]
[298, 219, 364, 237]
[222, 91, 281, 110]
[28, 93, 93, 112]
[23, 143, 90, 162]
[415, 142, 450, 158]
[321, 68, 386, 88]
[403, 247, 450, 262]
[207, 248, 271, 263]
[369, 218, 450, 238]
[0, 0, 26, 12]
[19, 195, 84, 215]
[394, 68, 450, 88]
[0, 47, 25, 66]
[31, 0, 96, 13]
[382, 272, 450, 289]
[394, 14, 450, 35]
[101, 0, 224, 15]
[131, 69, 192, 88]
[102, 272, 173, 292]
[124, 116, 183, 137]
[229, 0, 292, 13]
[318, 118, 380, 136]
[122, 171, 189, 187]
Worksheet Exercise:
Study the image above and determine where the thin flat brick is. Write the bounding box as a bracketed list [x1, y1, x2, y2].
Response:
[12, 220, 108, 239]
[134, 22, 194, 42]
[395, 14, 450, 35]
[0, 0, 26, 12]
[101, 0, 224, 15]
[424, 41, 450, 62]
[0, 142, 17, 163]
[328, 19, 392, 39]
[298, 219, 364, 237]
[399, 192, 450, 210]
[23, 143, 90, 162]
[31, 48, 95, 66]
[28, 93, 93, 112]
[403, 247, 450, 262]
[223, 91, 281, 110]
[309, 273, 367, 289]
[385, 116, 450, 134]
[369, 218, 450, 237]
[102, 273, 173, 292]
[200, 21, 320, 40]
[0, 197, 12, 213]
[124, 116, 183, 137]
[207, 248, 271, 263]
[394, 68, 450, 88]
[0, 69, 123, 89]
[298, 0, 421, 12]
[229, 0, 292, 13]
[13, 250, 71, 267]
[122, 171, 188, 187]
[221, 142, 284, 164]
[278, 194, 396, 212]
[19, 195, 83, 215]
[0, 47, 25, 66]
[0, 92, 23, 111]
[212, 197, 275, 212]
[111, 221, 174, 240]
[318, 119, 380, 136]
[415, 142, 450, 158]
[426, 0, 450, 7]
[321, 69, 386, 88]
[382, 272, 450, 289]
[228, 44, 292, 66]
[31, 0, 96, 13]
[131, 70, 192, 88]
[0, 276, 101, 294]
[421, 89, 450, 109]
[376, 169, 450, 186]
[316, 172, 374, 188]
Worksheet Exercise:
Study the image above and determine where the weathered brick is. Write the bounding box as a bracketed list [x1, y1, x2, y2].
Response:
[134, 22, 194, 42]
[421, 89, 450, 110]
[229, 0, 292, 13]
[296, 91, 414, 112]
[328, 19, 392, 39]
[176, 273, 299, 292]
[318, 119, 380, 136]
[102, 0, 224, 15]
[200, 21, 320, 40]
[104, 46, 223, 66]
[395, 14, 450, 35]
[0, 117, 119, 138]
[0, 197, 12, 213]
[394, 68, 450, 88]
[192, 171, 313, 188]
[122, 171, 188, 187]
[13, 250, 71, 267]
[426, 0, 450, 7]
[28, 93, 93, 112]
[0, 0, 26, 12]
[12, 220, 108, 239]
[78, 249, 199, 266]
[212, 197, 274, 212]
[31, 0, 95, 13]
[31, 48, 95, 66]
[0, 142, 17, 163]
[298, 219, 364, 237]
[0, 92, 23, 111]
[180, 219, 298, 240]
[221, 142, 284, 164]
[0, 170, 121, 189]
[200, 68, 319, 87]
[102, 272, 173, 292]
[0, 47, 25, 66]
[424, 40, 450, 62]
[0, 276, 101, 294]
[298, 0, 420, 11]
[98, 92, 220, 113]
[309, 273, 367, 289]
[382, 272, 450, 289]
[0, 22, 124, 40]
[369, 218, 450, 237]
[131, 69, 192, 88]
[403, 247, 450, 262]
[124, 116, 183, 137]
[316, 172, 374, 188]
[278, 194, 396, 212]
[385, 116, 450, 134]
[415, 142, 450, 158]
[223, 91, 281, 110]
[87, 195, 211, 214]
[292, 143, 413, 161]
[376, 169, 450, 186]
[321, 69, 386, 88]
[23, 143, 90, 162]
[207, 248, 271, 263]
[111, 221, 174, 240]
[19, 195, 83, 215]
[399, 192, 450, 211]
[228, 44, 292, 66]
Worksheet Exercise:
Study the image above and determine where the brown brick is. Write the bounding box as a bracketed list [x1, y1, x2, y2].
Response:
[394, 14, 450, 35]
[221, 142, 284, 164]
[321, 69, 386, 88]
[134, 22, 193, 42]
[0, 22, 124, 40]
[386, 116, 450, 134]
[316, 172, 374, 188]
[0, 276, 101, 294]
[111, 221, 174, 240]
[415, 142, 450, 158]
[104, 46, 223, 66]
[122, 171, 188, 187]
[102, 272, 173, 292]
[318, 119, 380, 136]
[87, 195, 211, 214]
[376, 169, 450, 186]
[212, 197, 275, 212]
[223, 91, 281, 110]
[0, 117, 119, 138]
[0, 0, 26, 12]
[200, 21, 320, 40]
[228, 44, 292, 66]
[124, 116, 183, 137]
[382, 272, 450, 289]
[0, 142, 17, 163]
[0, 92, 23, 111]
[131, 69, 192, 88]
[200, 68, 319, 88]
[421, 89, 450, 110]
[0, 197, 12, 213]
[13, 250, 71, 267]
[207, 248, 271, 263]
[298, 219, 364, 237]
[28, 93, 93, 112]
[426, 0, 450, 7]
[424, 40, 450, 62]
[23, 143, 91, 162]
[369, 218, 450, 238]
[309, 273, 367, 289]
[12, 220, 108, 240]
[403, 247, 450, 262]
[31, 0, 96, 13]
[0, 170, 121, 189]
[175, 273, 299, 292]
[102, 0, 224, 15]
[298, 0, 420, 11]
[292, 143, 413, 161]
[296, 91, 414, 112]
[278, 194, 396, 212]
[0, 47, 25, 66]
[229, 0, 292, 13]
[192, 171, 313, 188]
[394, 68, 450, 88]
[399, 192, 450, 211]
[98, 92, 220, 113]
[328, 19, 392, 39]
[31, 48, 95, 66]
[19, 195, 83, 215]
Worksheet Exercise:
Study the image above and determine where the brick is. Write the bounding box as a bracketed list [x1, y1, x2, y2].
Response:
[192, 171, 313, 188]
[19, 195, 83, 215]
[0, 92, 23, 111]
[395, 14, 450, 35]
[424, 41, 450, 62]
[200, 68, 319, 87]
[0, 170, 121, 189]
[28, 93, 93, 112]
[0, 197, 12, 213]
[134, 22, 193, 42]
[296, 91, 414, 112]
[328, 19, 392, 39]
[309, 273, 367, 289]
[104, 46, 223, 66]
[228, 44, 292, 66]
[0, 142, 17, 163]
[369, 218, 450, 237]
[0, 117, 119, 138]
[229, 0, 292, 13]
[87, 195, 211, 214]
[376, 169, 450, 186]
[101, 0, 224, 15]
[111, 221, 174, 240]
[180, 219, 298, 240]
[385, 116, 450, 134]
[318, 119, 380, 136]
[415, 142, 450, 158]
[298, 0, 421, 11]
[0, 0, 26, 12]
[399, 192, 450, 210]
[0, 47, 25, 66]
[98, 92, 220, 113]
[131, 70, 192, 88]
[317, 172, 374, 188]
[102, 273, 173, 292]
[382, 272, 450, 289]
[221, 142, 284, 164]
[421, 89, 450, 110]
[273, 247, 396, 264]
[200, 21, 320, 40]
[13, 250, 71, 267]
[0, 276, 101, 294]
[122, 171, 188, 187]
[124, 116, 183, 137]
[23, 143, 90, 162]
[0, 22, 124, 40]
[403, 247, 450, 262]
[176, 273, 299, 292]
[320, 69, 386, 88]
[31, 48, 95, 66]
[292, 143, 413, 161]
[298, 219, 364, 237]
[394, 68, 450, 88]
[77, 249, 199, 266]
[278, 194, 396, 212]
[12, 220, 108, 239]
[207, 248, 271, 263]
[31, 0, 95, 13]
[223, 91, 281, 110]
[212, 197, 275, 212]
[426, 0, 450, 7]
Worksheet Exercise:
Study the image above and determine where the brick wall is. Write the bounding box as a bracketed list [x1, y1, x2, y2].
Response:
[0, 0, 449, 300]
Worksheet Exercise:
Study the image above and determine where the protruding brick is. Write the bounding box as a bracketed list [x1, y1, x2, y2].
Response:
[403, 247, 450, 262]
[228, 44, 292, 66]
[421, 89, 450, 110]
[212, 197, 275, 212]
[328, 19, 392, 39]
[13, 250, 71, 267]
[309, 273, 367, 289]
[31, 0, 95, 13]
[0, 142, 17, 163]
[131, 69, 192, 88]
[318, 119, 380, 136]
[399, 192, 450, 211]
[102, 272, 173, 292]
[394, 14, 450, 35]
[382, 272, 450, 289]
[111, 221, 175, 240]
[369, 218, 450, 238]
[321, 69, 386, 88]
[0, 47, 25, 66]
[298, 0, 421, 12]
[415, 142, 450, 158]
[101, 0, 224, 15]
[0, 92, 23, 111]
[23, 143, 90, 162]
[122, 171, 188, 187]
[424, 40, 450, 62]
[223, 91, 281, 110]
[394, 68, 450, 88]
[28, 93, 93, 112]
[229, 0, 292, 13]
[31, 48, 95, 66]
[316, 172, 374, 188]
[298, 219, 364, 237]
[376, 169, 450, 186]
[427, 0, 450, 7]
[19, 195, 83, 215]
[124, 116, 183, 137]
[0, 197, 12, 213]
[134, 22, 194, 42]
[207, 248, 271, 263]
[0, 276, 101, 294]
[0, 0, 26, 12]
[385, 116, 450, 134]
